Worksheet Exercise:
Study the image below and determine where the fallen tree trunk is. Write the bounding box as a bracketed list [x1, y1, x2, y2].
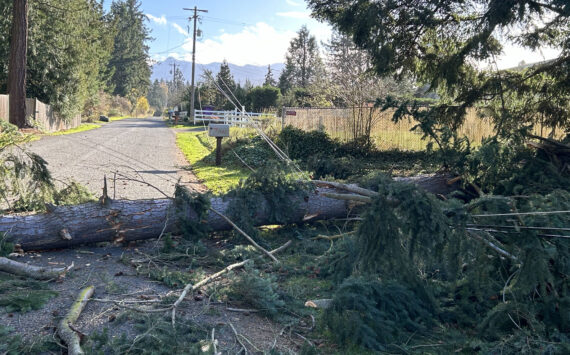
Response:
[1, 188, 349, 251]
[0, 174, 457, 251]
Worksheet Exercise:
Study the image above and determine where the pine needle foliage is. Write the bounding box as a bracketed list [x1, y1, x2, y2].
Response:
[226, 263, 285, 317]
[0, 278, 57, 313]
[356, 174, 466, 307]
[324, 171, 570, 351]
[324, 277, 433, 351]
[174, 185, 211, 241]
[85, 313, 207, 355]
[225, 165, 310, 242]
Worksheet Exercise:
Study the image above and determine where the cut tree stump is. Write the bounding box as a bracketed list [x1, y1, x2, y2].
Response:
[0, 174, 457, 251]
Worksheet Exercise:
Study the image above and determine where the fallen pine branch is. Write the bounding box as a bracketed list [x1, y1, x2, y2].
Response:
[209, 207, 278, 263]
[57, 285, 95, 355]
[0, 256, 73, 280]
[312, 180, 379, 197]
[171, 240, 292, 326]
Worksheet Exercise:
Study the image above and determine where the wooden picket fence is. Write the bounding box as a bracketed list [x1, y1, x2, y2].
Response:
[0, 94, 80, 132]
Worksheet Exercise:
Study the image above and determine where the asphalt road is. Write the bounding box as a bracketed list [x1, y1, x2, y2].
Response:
[26, 117, 201, 200]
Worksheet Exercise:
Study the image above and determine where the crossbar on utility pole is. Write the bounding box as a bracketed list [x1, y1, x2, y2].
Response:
[183, 6, 208, 123]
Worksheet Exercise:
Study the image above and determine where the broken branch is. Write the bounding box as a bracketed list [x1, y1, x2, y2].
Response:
[57, 286, 95, 355]
[0, 256, 73, 280]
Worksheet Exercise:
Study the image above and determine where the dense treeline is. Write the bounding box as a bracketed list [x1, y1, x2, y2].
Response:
[0, 0, 150, 123]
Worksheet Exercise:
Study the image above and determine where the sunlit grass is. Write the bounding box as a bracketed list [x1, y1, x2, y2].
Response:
[49, 123, 100, 136]
[109, 115, 133, 121]
[176, 130, 249, 194]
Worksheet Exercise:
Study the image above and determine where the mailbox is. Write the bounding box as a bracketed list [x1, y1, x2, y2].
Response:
[208, 124, 230, 137]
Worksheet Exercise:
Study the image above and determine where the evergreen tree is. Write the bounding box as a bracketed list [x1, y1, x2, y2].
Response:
[278, 26, 324, 94]
[147, 79, 168, 112]
[214, 60, 236, 110]
[0, 0, 115, 120]
[108, 0, 151, 104]
[308, 0, 570, 139]
[263, 65, 276, 87]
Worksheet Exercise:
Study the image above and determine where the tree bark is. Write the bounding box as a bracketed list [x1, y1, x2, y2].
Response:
[1, 188, 350, 251]
[0, 174, 457, 251]
[8, 0, 28, 128]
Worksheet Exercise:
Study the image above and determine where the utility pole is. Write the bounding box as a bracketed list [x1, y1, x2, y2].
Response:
[183, 6, 207, 122]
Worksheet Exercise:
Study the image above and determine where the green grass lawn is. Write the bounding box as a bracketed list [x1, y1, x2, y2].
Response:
[176, 130, 249, 194]
[49, 123, 100, 136]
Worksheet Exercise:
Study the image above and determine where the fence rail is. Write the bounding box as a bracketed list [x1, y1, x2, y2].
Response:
[194, 109, 276, 126]
[0, 95, 80, 132]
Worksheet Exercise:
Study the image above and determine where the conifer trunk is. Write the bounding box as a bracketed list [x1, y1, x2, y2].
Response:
[0, 174, 456, 251]
[8, 0, 28, 128]
[1, 189, 349, 251]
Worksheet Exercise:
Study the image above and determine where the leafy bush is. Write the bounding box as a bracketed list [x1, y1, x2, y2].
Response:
[306, 153, 363, 180]
[277, 126, 339, 160]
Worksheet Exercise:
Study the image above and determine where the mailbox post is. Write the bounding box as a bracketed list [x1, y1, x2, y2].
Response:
[208, 124, 230, 166]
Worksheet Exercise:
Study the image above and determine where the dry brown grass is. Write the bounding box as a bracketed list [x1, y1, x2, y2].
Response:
[282, 107, 560, 151]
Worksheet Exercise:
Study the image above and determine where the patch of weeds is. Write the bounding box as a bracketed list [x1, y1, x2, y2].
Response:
[0, 277, 58, 312]
[225, 263, 284, 317]
[85, 313, 208, 354]
[0, 325, 59, 354]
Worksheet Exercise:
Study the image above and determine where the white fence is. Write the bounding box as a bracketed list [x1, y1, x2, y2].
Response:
[193, 108, 276, 126]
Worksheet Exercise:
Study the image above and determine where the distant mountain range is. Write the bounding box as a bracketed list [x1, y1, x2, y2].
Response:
[151, 57, 285, 86]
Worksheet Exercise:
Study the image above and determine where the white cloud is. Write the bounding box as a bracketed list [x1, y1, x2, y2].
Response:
[286, 0, 303, 6]
[172, 23, 189, 37]
[276, 11, 311, 19]
[146, 14, 167, 26]
[177, 22, 296, 66]
[496, 43, 560, 69]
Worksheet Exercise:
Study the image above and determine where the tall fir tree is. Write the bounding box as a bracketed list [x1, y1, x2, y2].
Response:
[0, 0, 115, 120]
[108, 0, 151, 104]
[278, 26, 324, 94]
[214, 60, 236, 110]
[263, 65, 276, 87]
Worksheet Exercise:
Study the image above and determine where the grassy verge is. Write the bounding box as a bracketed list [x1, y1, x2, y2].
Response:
[176, 130, 249, 194]
[49, 123, 100, 136]
[109, 115, 132, 121]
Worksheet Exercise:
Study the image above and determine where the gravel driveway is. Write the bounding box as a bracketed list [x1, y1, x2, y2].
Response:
[26, 117, 204, 200]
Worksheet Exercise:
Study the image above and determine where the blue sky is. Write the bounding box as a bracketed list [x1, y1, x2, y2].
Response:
[104, 0, 559, 69]
[104, 0, 332, 66]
